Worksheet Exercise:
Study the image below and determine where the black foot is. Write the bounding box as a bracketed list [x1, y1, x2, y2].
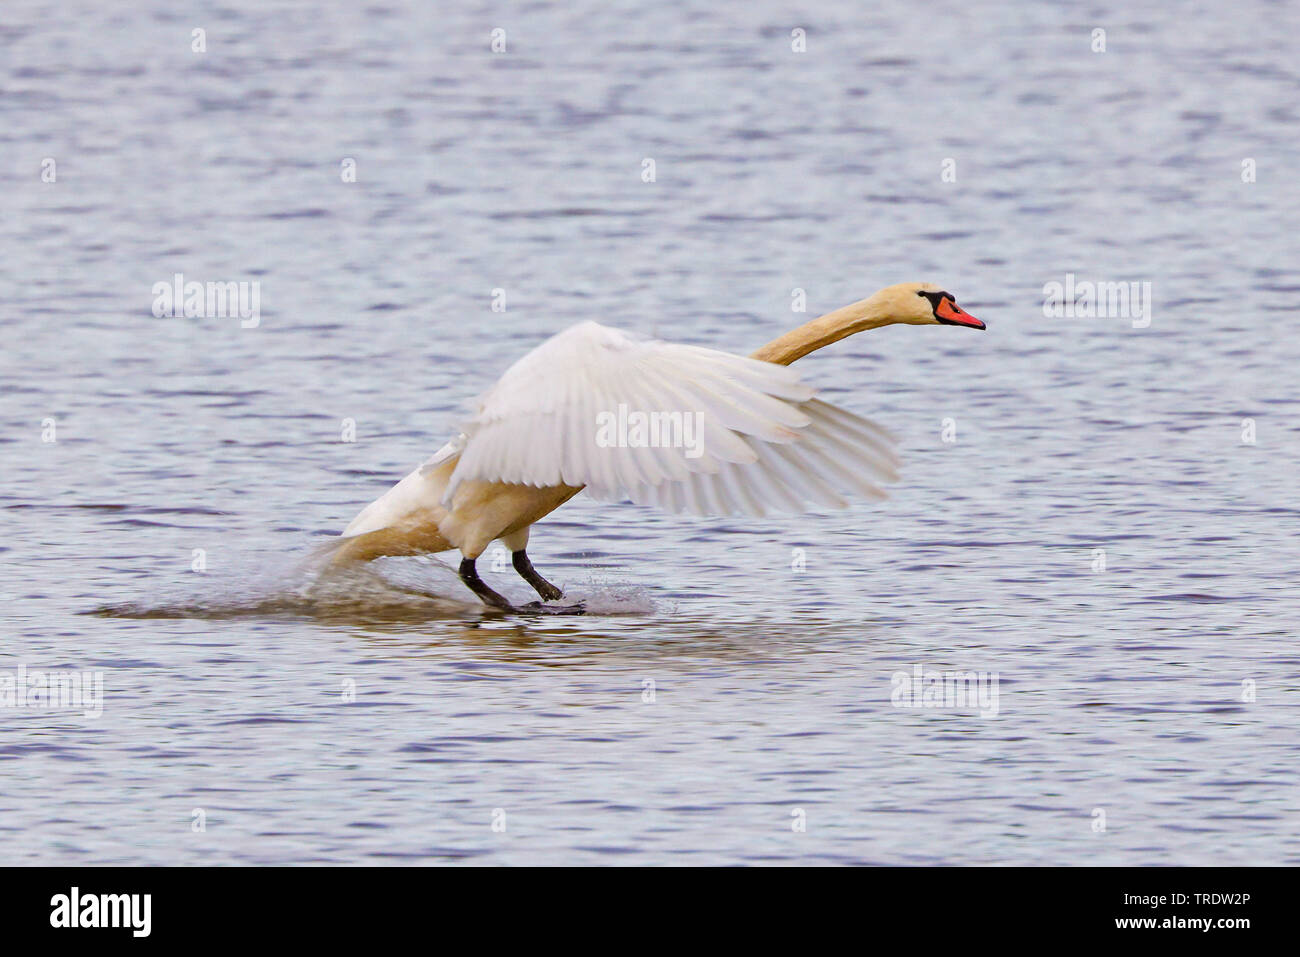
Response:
[512, 549, 563, 601]
[458, 556, 514, 610]
[521, 600, 586, 616]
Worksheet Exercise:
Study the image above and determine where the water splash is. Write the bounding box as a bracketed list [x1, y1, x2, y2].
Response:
[88, 545, 656, 622]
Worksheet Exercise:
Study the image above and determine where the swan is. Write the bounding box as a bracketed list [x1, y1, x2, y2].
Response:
[332, 282, 984, 610]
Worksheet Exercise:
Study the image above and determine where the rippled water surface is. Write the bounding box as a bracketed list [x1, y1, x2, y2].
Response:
[2, 0, 1299, 864]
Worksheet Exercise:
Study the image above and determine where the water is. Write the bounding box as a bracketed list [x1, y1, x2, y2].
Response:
[2, 0, 1299, 864]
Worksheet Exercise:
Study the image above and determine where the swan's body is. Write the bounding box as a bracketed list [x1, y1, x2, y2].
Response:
[333, 282, 984, 608]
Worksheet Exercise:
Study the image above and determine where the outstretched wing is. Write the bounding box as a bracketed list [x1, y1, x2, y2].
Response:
[444, 321, 900, 516]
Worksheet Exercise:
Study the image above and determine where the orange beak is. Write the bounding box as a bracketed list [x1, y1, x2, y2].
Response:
[935, 297, 985, 330]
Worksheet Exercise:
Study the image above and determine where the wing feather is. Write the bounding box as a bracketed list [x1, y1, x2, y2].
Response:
[443, 321, 901, 516]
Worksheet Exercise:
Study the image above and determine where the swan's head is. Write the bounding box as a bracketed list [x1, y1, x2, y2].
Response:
[751, 281, 985, 365]
[876, 282, 985, 330]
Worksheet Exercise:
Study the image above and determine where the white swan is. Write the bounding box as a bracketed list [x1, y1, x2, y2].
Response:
[333, 282, 984, 609]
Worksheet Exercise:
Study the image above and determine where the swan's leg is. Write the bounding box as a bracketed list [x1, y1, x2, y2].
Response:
[500, 527, 563, 601]
[512, 550, 563, 601]
[458, 556, 514, 610]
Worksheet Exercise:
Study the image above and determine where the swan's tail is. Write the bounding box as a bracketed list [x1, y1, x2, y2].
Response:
[300, 523, 456, 575]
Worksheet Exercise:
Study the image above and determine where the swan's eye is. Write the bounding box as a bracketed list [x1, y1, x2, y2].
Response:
[917, 290, 951, 311]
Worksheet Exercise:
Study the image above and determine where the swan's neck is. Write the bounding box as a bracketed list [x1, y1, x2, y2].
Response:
[749, 295, 895, 366]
